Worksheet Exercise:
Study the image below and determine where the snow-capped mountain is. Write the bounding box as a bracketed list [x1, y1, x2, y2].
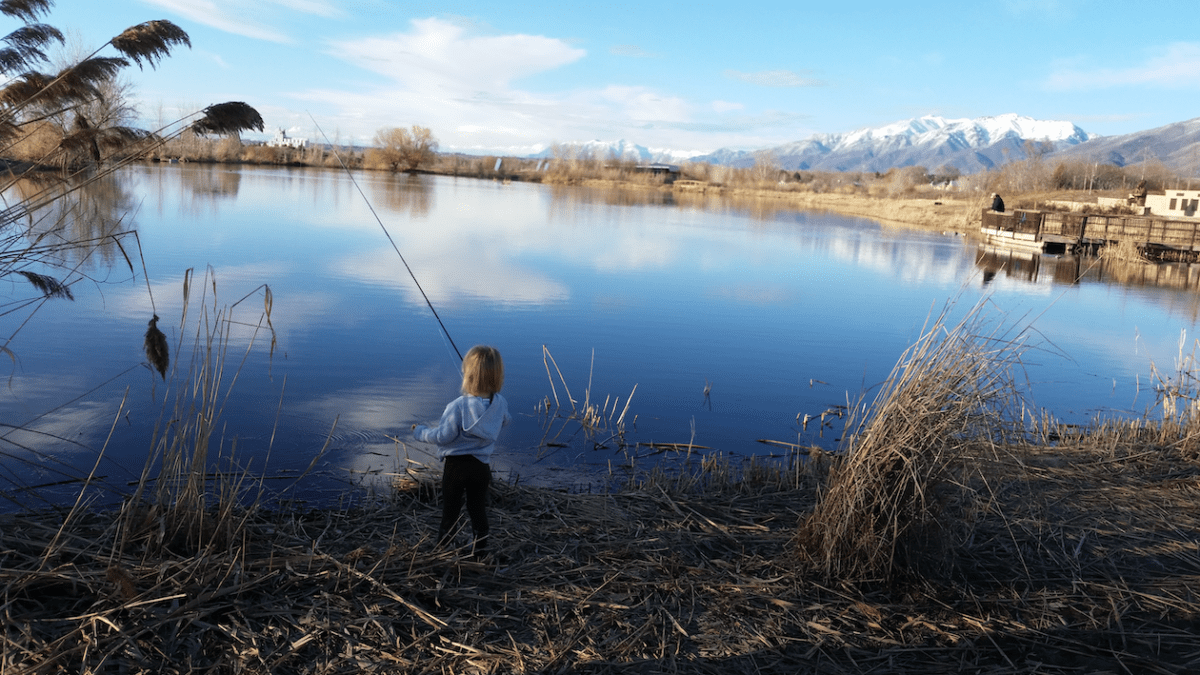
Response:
[692, 113, 1096, 173]
[527, 139, 703, 164]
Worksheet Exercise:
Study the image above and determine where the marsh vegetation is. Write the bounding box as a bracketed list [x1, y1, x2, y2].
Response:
[1, 5, 1198, 670]
[4, 295, 1200, 673]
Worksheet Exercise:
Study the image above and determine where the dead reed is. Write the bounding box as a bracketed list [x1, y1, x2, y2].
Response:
[1098, 238, 1148, 264]
[796, 299, 1028, 584]
[6, 286, 1200, 671]
[5, 431, 1200, 673]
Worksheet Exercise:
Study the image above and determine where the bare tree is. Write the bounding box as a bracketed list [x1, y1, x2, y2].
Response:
[752, 149, 780, 183]
[371, 125, 438, 172]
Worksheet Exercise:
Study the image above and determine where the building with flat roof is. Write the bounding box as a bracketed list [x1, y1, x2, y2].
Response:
[1145, 189, 1200, 218]
[267, 128, 308, 149]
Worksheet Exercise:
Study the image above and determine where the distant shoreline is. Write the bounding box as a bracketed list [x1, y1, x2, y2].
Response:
[143, 156, 988, 235]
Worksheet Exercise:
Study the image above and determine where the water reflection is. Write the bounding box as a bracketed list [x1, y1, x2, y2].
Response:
[367, 172, 433, 218]
[179, 163, 243, 199]
[5, 172, 137, 271]
[5, 165, 1200, 508]
[544, 183, 848, 224]
[976, 246, 1200, 321]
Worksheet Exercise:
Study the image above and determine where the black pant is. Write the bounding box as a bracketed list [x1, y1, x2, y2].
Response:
[439, 454, 491, 554]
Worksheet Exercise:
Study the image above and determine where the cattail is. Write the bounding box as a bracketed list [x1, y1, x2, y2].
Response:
[144, 314, 168, 379]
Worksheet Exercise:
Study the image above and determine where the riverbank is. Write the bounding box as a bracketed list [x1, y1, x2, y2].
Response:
[3, 215, 1197, 671]
[538, 175, 984, 236]
[3, 434, 1198, 673]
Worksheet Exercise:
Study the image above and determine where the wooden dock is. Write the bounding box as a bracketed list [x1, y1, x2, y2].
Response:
[980, 209, 1200, 255]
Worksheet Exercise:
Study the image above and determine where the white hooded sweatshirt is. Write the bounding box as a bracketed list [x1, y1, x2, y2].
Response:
[413, 394, 511, 464]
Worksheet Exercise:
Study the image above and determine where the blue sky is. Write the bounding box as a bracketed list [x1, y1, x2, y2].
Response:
[38, 0, 1200, 155]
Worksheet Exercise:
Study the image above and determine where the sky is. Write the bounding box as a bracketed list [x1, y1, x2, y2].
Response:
[34, 0, 1200, 156]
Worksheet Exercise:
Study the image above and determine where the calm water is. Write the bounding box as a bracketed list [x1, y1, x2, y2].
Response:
[2, 165, 1198, 507]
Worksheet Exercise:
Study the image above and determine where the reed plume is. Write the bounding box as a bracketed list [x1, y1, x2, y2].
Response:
[190, 101, 264, 136]
[109, 20, 190, 69]
[0, 23, 63, 74]
[0, 0, 53, 23]
[16, 269, 71, 299]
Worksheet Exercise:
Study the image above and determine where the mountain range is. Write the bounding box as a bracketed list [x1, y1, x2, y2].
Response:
[542, 113, 1200, 175]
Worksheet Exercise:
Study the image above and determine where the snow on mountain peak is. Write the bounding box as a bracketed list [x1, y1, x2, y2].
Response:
[836, 113, 1090, 151]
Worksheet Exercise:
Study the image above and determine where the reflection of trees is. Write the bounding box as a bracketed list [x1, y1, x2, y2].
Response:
[175, 164, 242, 217]
[369, 173, 432, 219]
[546, 183, 816, 224]
[5, 171, 137, 272]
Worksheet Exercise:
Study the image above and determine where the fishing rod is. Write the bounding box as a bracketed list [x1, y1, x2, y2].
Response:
[307, 114, 463, 362]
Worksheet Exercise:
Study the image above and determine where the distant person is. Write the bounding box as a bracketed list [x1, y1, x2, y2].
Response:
[413, 345, 511, 561]
[1133, 180, 1148, 206]
[991, 193, 1005, 213]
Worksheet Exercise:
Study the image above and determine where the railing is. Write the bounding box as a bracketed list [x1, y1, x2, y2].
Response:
[983, 209, 1200, 251]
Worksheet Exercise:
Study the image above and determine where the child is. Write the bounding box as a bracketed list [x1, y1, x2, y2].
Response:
[413, 345, 511, 560]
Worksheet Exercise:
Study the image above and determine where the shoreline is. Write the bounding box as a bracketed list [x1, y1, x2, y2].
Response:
[3, 437, 1198, 673]
[4, 162, 1198, 672]
[144, 158, 987, 236]
[536, 174, 986, 235]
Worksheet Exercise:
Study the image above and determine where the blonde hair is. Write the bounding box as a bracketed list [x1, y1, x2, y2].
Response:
[461, 345, 504, 397]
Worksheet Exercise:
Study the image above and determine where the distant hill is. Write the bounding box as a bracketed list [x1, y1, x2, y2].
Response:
[526, 139, 703, 165]
[1048, 117, 1200, 171]
[530, 114, 1200, 176]
[689, 113, 1095, 174]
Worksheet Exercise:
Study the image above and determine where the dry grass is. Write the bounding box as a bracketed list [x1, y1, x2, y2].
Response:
[5, 272, 1200, 671]
[5, 304, 1200, 673]
[796, 299, 1028, 584]
[1098, 238, 1149, 264]
[4, 436, 1200, 673]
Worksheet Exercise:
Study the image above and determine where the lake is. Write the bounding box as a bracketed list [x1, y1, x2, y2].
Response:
[2, 164, 1197, 508]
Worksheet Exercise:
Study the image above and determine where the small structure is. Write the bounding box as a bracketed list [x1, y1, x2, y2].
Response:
[634, 163, 680, 178]
[1144, 189, 1200, 219]
[267, 128, 308, 149]
[981, 208, 1200, 256]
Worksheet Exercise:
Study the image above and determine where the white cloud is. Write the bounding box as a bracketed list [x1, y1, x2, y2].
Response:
[327, 18, 586, 91]
[141, 0, 342, 42]
[267, 0, 342, 17]
[301, 18, 816, 152]
[597, 85, 690, 122]
[724, 69, 824, 88]
[142, 0, 293, 43]
[1045, 42, 1200, 91]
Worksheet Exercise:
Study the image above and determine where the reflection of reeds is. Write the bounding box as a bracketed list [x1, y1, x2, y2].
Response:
[796, 299, 1028, 583]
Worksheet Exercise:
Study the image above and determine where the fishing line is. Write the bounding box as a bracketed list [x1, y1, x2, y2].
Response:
[307, 114, 463, 362]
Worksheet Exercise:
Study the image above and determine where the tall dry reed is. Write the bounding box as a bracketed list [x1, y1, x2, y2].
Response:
[795, 299, 1029, 583]
[118, 267, 280, 557]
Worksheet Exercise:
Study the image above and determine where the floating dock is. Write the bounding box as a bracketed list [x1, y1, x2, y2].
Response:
[980, 209, 1200, 255]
